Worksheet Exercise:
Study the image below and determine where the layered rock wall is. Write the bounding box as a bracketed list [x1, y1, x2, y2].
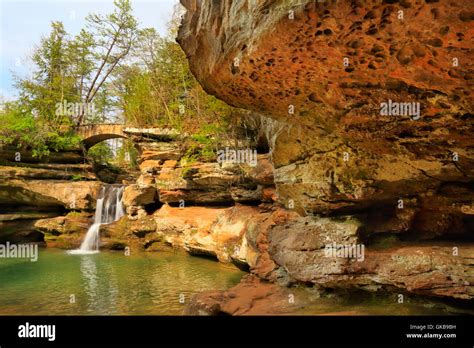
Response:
[0, 146, 102, 243]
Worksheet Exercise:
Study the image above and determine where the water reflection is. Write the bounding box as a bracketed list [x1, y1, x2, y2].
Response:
[79, 255, 99, 312]
[79, 255, 119, 314]
[0, 249, 244, 315]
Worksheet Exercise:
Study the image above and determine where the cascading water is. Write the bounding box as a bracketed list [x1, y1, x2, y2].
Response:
[69, 185, 125, 255]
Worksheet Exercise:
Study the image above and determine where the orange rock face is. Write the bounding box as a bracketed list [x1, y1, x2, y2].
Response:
[179, 0, 472, 122]
[178, 0, 474, 237]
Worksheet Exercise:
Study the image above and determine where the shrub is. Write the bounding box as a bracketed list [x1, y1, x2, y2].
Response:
[0, 101, 81, 157]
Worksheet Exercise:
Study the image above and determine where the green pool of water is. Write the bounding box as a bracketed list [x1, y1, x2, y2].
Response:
[0, 248, 244, 315]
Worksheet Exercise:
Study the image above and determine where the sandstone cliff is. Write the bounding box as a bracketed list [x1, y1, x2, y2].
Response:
[177, 0, 474, 303]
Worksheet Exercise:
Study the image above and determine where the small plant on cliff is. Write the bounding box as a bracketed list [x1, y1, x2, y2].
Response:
[71, 174, 86, 181]
[66, 211, 83, 217]
[180, 148, 198, 179]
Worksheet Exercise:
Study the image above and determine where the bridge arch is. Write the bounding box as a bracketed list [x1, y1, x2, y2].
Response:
[76, 124, 128, 149]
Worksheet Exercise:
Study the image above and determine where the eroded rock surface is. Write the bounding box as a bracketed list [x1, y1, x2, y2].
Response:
[0, 179, 101, 210]
[177, 0, 474, 302]
[268, 226, 474, 299]
[178, 0, 474, 228]
[0, 179, 102, 210]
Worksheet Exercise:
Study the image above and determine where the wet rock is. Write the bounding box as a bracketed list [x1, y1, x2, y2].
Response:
[185, 275, 309, 315]
[33, 212, 92, 248]
[34, 212, 91, 235]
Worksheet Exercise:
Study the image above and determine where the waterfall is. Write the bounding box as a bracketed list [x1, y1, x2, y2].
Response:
[69, 185, 125, 255]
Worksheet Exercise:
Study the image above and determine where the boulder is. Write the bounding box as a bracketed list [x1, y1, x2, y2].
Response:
[34, 212, 91, 235]
[122, 184, 157, 207]
[139, 159, 162, 174]
[243, 154, 274, 185]
[152, 204, 276, 264]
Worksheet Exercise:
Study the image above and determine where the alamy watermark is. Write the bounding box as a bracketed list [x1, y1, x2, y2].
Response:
[380, 99, 420, 120]
[55, 100, 98, 120]
[18, 322, 55, 341]
[217, 147, 257, 167]
[0, 242, 38, 262]
[324, 243, 365, 262]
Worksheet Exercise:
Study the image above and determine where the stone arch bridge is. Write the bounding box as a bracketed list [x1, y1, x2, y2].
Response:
[76, 124, 127, 149]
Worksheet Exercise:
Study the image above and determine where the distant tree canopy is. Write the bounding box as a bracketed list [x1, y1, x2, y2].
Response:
[16, 0, 137, 128]
[113, 11, 240, 163]
[0, 0, 239, 162]
[1, 0, 138, 158]
[114, 11, 235, 135]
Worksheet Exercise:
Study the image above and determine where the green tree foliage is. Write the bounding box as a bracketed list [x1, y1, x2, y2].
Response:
[114, 12, 240, 161]
[0, 101, 80, 157]
[67, 29, 95, 103]
[16, 21, 75, 130]
[1, 1, 241, 164]
[87, 142, 114, 165]
[12, 0, 137, 127]
[77, 0, 138, 125]
[0, 0, 138, 159]
[116, 140, 139, 168]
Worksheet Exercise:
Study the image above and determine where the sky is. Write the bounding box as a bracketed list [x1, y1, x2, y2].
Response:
[0, 0, 178, 101]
